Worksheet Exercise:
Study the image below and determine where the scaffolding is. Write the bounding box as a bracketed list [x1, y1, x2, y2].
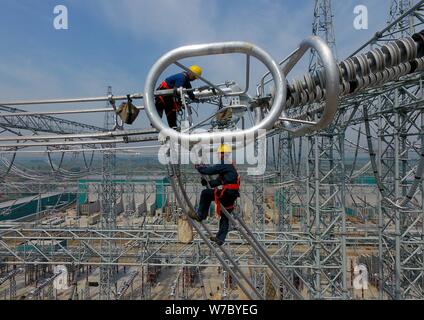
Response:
[1, 0, 424, 300]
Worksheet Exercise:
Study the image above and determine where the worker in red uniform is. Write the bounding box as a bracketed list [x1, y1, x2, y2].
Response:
[189, 144, 240, 246]
[155, 65, 202, 128]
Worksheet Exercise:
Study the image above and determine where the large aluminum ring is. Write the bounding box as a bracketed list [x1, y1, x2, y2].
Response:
[144, 41, 286, 145]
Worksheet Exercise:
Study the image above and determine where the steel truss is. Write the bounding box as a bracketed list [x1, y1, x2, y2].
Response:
[0, 105, 103, 134]
[278, 0, 424, 300]
[99, 87, 118, 300]
[1, 0, 424, 301]
[0, 225, 378, 266]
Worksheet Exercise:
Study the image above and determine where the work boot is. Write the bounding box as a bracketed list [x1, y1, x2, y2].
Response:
[210, 236, 224, 246]
[187, 210, 201, 222]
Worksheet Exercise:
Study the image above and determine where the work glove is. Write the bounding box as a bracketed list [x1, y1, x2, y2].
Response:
[201, 178, 208, 186]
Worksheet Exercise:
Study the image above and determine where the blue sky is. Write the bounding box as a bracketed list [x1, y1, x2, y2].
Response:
[0, 0, 391, 128]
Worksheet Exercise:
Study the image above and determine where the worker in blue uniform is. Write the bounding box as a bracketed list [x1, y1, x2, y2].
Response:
[189, 144, 240, 246]
[155, 65, 202, 128]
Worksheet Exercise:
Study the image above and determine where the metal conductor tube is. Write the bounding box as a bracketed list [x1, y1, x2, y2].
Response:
[144, 41, 286, 144]
[283, 36, 340, 136]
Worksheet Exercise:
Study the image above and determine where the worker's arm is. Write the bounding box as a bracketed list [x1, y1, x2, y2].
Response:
[208, 178, 222, 188]
[200, 175, 222, 188]
[184, 79, 196, 100]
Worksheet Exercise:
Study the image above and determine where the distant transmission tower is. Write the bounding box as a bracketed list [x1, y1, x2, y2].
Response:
[306, 0, 347, 299]
[99, 86, 118, 300]
[309, 0, 337, 72]
[277, 0, 342, 299]
[374, 0, 417, 300]
[388, 0, 415, 36]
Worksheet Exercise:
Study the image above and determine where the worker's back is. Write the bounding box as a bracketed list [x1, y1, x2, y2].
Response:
[216, 163, 239, 185]
[164, 73, 191, 89]
[218, 163, 240, 198]
[197, 162, 240, 197]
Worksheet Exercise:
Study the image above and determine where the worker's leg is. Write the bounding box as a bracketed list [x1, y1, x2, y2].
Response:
[215, 193, 238, 243]
[155, 98, 165, 118]
[153, 99, 165, 127]
[166, 110, 177, 128]
[197, 189, 214, 220]
[216, 213, 229, 243]
[163, 96, 178, 128]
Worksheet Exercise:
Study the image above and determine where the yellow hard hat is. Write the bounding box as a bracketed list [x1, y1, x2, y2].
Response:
[217, 143, 232, 153]
[188, 65, 202, 78]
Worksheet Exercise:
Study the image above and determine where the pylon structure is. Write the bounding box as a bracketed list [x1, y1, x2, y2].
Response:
[99, 86, 118, 300]
[1, 1, 424, 301]
[367, 0, 424, 299]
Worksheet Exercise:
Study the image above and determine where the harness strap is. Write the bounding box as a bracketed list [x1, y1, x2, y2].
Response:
[158, 81, 180, 114]
[214, 174, 240, 217]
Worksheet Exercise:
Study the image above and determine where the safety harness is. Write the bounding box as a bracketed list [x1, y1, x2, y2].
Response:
[214, 165, 240, 217]
[157, 81, 180, 116]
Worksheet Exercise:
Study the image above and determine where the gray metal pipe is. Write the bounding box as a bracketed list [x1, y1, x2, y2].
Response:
[0, 106, 144, 117]
[282, 36, 339, 136]
[0, 128, 158, 142]
[144, 41, 286, 144]
[168, 167, 261, 300]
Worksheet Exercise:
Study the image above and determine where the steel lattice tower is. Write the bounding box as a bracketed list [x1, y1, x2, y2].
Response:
[99, 86, 118, 300]
[389, 0, 415, 36]
[1, 1, 424, 302]
[275, 0, 339, 297]
[278, 0, 348, 299]
[252, 108, 266, 297]
[370, 0, 421, 299]
[309, 0, 337, 72]
[307, 0, 347, 299]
